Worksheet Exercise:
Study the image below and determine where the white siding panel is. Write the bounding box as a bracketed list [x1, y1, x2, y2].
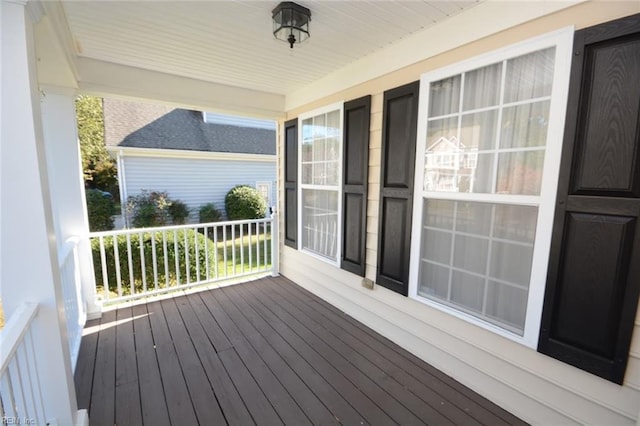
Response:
[122, 156, 276, 221]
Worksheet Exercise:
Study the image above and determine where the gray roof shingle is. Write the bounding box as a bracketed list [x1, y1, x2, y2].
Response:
[103, 98, 276, 155]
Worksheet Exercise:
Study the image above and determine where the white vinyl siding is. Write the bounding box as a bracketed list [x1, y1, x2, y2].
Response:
[121, 156, 276, 221]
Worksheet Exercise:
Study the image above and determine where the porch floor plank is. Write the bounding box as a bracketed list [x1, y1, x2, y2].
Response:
[75, 276, 527, 426]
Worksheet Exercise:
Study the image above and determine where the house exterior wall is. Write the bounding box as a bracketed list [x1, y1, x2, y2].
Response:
[121, 154, 276, 222]
[278, 2, 640, 424]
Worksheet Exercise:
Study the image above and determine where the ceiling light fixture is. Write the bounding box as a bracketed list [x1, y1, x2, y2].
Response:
[272, 1, 311, 49]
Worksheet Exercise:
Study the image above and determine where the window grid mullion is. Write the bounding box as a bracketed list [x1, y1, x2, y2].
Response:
[490, 60, 509, 194]
[481, 204, 497, 316]
[446, 201, 458, 301]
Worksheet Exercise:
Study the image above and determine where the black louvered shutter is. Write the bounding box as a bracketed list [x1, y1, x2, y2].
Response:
[341, 96, 371, 276]
[284, 118, 298, 249]
[376, 81, 419, 296]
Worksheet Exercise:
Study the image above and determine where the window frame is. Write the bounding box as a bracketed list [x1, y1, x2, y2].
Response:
[408, 28, 574, 348]
[297, 102, 345, 266]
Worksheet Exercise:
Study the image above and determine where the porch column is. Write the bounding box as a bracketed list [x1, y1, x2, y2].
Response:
[41, 86, 101, 319]
[1, 1, 83, 425]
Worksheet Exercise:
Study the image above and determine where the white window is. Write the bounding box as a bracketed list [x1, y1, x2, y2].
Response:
[256, 181, 272, 206]
[410, 29, 573, 347]
[298, 103, 343, 264]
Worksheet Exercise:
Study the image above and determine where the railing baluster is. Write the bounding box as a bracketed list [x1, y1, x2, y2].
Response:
[163, 230, 169, 288]
[223, 225, 227, 278]
[126, 233, 135, 296]
[114, 235, 122, 298]
[205, 226, 210, 281]
[194, 227, 200, 282]
[214, 225, 219, 280]
[232, 224, 236, 277]
[264, 221, 268, 271]
[240, 223, 245, 275]
[173, 229, 180, 285]
[11, 349, 29, 420]
[151, 231, 159, 292]
[184, 229, 190, 285]
[248, 222, 253, 273]
[139, 232, 147, 294]
[2, 366, 17, 417]
[255, 222, 260, 271]
[20, 334, 41, 424]
[26, 329, 45, 424]
[99, 236, 109, 303]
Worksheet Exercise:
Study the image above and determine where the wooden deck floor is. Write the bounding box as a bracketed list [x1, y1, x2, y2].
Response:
[75, 276, 526, 425]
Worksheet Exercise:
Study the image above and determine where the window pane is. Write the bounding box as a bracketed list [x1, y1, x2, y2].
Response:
[422, 228, 452, 265]
[302, 163, 312, 184]
[462, 63, 502, 111]
[455, 202, 492, 236]
[429, 75, 461, 117]
[504, 47, 555, 103]
[427, 117, 458, 150]
[301, 189, 339, 261]
[486, 281, 527, 333]
[302, 118, 313, 142]
[496, 151, 545, 195]
[489, 241, 533, 286]
[423, 199, 455, 230]
[460, 110, 498, 151]
[419, 262, 450, 300]
[451, 270, 484, 314]
[493, 205, 537, 243]
[500, 101, 550, 149]
[424, 152, 494, 193]
[453, 234, 488, 275]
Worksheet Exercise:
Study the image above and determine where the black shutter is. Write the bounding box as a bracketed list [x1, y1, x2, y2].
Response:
[538, 13, 640, 384]
[341, 96, 371, 276]
[376, 81, 419, 296]
[284, 118, 298, 249]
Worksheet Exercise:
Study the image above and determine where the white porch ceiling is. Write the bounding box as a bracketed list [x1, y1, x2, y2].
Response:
[60, 0, 481, 96]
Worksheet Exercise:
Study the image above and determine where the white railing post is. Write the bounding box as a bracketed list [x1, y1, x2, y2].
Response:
[271, 210, 279, 277]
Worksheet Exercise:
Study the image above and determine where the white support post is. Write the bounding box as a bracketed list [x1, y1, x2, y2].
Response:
[40, 86, 101, 320]
[0, 2, 83, 425]
[271, 210, 280, 277]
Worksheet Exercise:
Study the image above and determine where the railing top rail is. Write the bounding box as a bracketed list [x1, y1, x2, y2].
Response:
[89, 217, 273, 238]
[58, 236, 81, 266]
[0, 302, 39, 375]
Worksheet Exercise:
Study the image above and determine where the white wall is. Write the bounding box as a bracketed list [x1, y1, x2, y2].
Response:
[121, 154, 276, 223]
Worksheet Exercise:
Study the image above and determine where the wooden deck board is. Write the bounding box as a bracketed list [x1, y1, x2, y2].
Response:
[75, 276, 527, 426]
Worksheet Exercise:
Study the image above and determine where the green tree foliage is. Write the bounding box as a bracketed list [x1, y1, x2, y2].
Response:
[86, 189, 116, 231]
[224, 185, 267, 220]
[76, 95, 119, 200]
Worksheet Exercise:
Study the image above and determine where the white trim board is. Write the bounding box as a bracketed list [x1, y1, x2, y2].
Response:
[107, 146, 276, 162]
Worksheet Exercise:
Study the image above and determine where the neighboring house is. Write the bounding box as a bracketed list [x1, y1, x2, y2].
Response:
[4, 2, 640, 426]
[103, 99, 276, 224]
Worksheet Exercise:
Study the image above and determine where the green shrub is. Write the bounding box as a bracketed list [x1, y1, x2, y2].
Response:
[127, 190, 172, 228]
[86, 189, 116, 231]
[91, 229, 215, 294]
[225, 185, 267, 220]
[169, 200, 190, 224]
[199, 203, 222, 224]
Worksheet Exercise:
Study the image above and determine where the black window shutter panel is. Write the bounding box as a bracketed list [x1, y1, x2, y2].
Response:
[376, 81, 420, 296]
[538, 13, 640, 384]
[341, 95, 371, 276]
[284, 118, 298, 249]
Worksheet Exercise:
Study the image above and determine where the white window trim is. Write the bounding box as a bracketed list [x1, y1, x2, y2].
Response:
[256, 181, 272, 206]
[297, 101, 345, 267]
[408, 27, 574, 349]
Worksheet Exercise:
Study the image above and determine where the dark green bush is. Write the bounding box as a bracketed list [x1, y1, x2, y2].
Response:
[199, 203, 222, 223]
[169, 200, 190, 224]
[91, 228, 215, 295]
[86, 189, 116, 231]
[225, 185, 267, 220]
[127, 190, 172, 228]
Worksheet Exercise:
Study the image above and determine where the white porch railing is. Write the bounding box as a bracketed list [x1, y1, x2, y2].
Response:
[59, 237, 86, 371]
[0, 303, 45, 425]
[89, 215, 277, 304]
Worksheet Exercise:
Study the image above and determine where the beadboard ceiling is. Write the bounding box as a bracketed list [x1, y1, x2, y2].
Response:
[60, 1, 481, 96]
